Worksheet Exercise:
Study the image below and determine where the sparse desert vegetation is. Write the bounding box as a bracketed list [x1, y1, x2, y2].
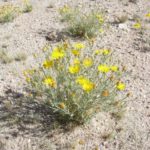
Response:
[0, 4, 20, 23]
[0, 0, 150, 150]
[59, 5, 104, 38]
[22, 0, 33, 13]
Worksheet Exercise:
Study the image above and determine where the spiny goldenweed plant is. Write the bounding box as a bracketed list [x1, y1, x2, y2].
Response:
[0, 4, 20, 23]
[59, 5, 105, 38]
[22, 0, 33, 13]
[24, 41, 129, 124]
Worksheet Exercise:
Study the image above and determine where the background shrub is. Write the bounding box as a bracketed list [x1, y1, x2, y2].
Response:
[59, 5, 105, 38]
[0, 4, 20, 23]
[22, 0, 33, 13]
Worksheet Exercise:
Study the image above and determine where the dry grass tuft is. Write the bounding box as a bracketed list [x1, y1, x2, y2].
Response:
[0, 4, 20, 23]
[14, 52, 27, 61]
[0, 49, 13, 64]
[22, 0, 33, 13]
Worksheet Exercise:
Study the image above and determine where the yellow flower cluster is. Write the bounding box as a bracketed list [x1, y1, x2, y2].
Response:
[98, 64, 118, 73]
[95, 49, 111, 55]
[98, 64, 109, 73]
[96, 14, 104, 24]
[76, 76, 95, 92]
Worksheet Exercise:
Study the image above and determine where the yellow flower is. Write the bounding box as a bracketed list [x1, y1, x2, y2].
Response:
[73, 58, 80, 65]
[43, 60, 53, 69]
[98, 65, 110, 73]
[69, 65, 80, 74]
[133, 22, 141, 29]
[73, 43, 85, 49]
[72, 49, 80, 56]
[76, 76, 95, 92]
[82, 81, 95, 92]
[43, 77, 56, 88]
[83, 58, 93, 67]
[51, 48, 65, 60]
[58, 102, 65, 109]
[102, 49, 111, 55]
[145, 13, 150, 18]
[95, 49, 102, 55]
[111, 66, 118, 72]
[76, 76, 88, 85]
[116, 82, 125, 91]
[96, 14, 104, 24]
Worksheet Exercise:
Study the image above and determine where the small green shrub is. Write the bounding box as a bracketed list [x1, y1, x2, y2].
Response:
[24, 41, 129, 124]
[0, 4, 20, 23]
[22, 0, 33, 13]
[59, 5, 105, 38]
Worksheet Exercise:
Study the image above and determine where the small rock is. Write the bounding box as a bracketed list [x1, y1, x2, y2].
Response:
[118, 24, 129, 31]
[46, 30, 67, 42]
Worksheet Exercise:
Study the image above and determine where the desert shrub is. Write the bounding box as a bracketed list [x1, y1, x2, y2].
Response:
[0, 49, 13, 64]
[22, 0, 33, 13]
[0, 4, 20, 23]
[14, 52, 27, 61]
[59, 5, 104, 38]
[24, 41, 129, 124]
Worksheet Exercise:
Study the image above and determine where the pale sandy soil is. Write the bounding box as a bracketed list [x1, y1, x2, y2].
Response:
[0, 0, 150, 150]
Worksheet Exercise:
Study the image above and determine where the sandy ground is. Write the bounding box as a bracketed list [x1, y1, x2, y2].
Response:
[0, 0, 150, 150]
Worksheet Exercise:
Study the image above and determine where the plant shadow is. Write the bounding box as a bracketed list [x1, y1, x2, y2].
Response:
[37, 28, 86, 43]
[0, 89, 75, 138]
